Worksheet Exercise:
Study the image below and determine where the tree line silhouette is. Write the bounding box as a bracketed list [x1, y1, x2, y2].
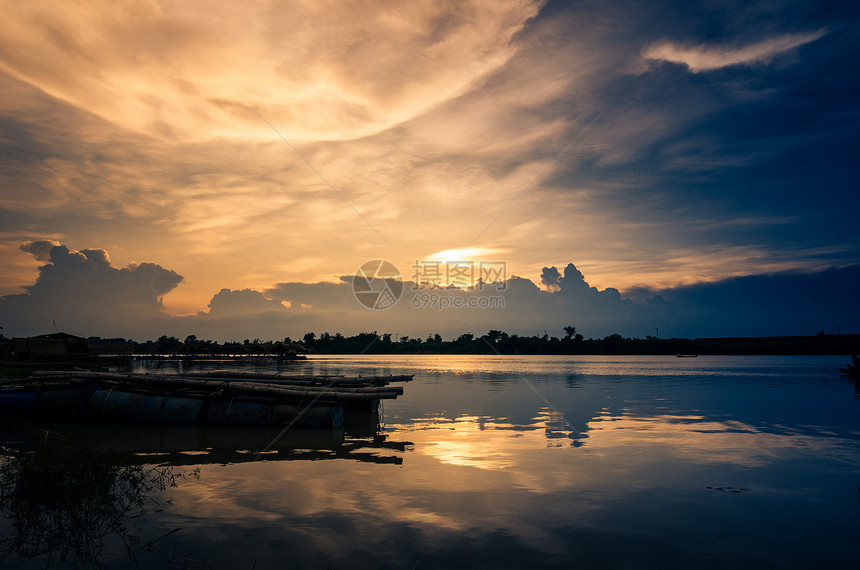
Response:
[2, 328, 856, 358]
[119, 328, 860, 356]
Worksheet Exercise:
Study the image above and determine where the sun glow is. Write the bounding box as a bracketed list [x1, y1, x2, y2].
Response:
[405, 411, 574, 472]
[426, 247, 504, 261]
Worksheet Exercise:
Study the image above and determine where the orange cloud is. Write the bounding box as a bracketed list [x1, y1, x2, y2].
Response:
[0, 0, 544, 142]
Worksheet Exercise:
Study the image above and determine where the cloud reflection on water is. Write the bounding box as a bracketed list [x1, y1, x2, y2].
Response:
[166, 357, 860, 568]
[4, 356, 858, 568]
[404, 409, 576, 470]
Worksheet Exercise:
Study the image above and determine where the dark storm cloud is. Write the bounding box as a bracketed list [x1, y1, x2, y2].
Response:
[264, 280, 360, 311]
[0, 242, 182, 337]
[530, 0, 860, 272]
[2, 242, 858, 340]
[540, 266, 561, 291]
[206, 288, 286, 316]
[627, 265, 860, 337]
[198, 262, 860, 339]
[265, 267, 643, 339]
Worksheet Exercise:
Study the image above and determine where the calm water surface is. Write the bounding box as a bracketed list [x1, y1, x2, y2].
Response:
[1, 355, 858, 568]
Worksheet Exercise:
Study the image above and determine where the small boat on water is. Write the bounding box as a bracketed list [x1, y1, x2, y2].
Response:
[839, 355, 860, 377]
[0, 370, 413, 428]
[676, 354, 698, 358]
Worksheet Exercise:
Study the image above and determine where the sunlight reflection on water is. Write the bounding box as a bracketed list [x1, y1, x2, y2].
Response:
[2, 355, 859, 568]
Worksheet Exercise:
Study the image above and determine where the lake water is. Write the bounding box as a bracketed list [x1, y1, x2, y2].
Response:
[1, 355, 859, 568]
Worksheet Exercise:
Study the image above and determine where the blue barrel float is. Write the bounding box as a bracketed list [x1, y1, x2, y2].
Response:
[1, 369, 411, 428]
[0, 387, 98, 420]
[88, 389, 343, 427]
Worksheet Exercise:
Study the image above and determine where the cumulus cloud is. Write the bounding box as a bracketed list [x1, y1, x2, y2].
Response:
[641, 30, 827, 72]
[540, 266, 561, 291]
[19, 239, 60, 262]
[0, 242, 182, 336]
[201, 262, 860, 339]
[2, 242, 859, 340]
[167, 262, 860, 340]
[257, 265, 646, 339]
[206, 288, 287, 316]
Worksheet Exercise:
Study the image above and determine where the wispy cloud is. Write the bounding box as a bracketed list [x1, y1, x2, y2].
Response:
[641, 30, 827, 72]
[1, 2, 857, 325]
[0, 0, 544, 142]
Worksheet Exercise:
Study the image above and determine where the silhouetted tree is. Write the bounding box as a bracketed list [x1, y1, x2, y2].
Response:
[154, 335, 182, 353]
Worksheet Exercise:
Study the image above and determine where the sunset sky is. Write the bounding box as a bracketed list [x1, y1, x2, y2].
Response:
[1, 0, 858, 341]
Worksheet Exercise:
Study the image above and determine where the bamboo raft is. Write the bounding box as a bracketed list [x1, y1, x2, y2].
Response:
[0, 370, 414, 428]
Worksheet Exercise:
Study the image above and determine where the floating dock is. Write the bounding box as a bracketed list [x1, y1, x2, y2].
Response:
[0, 370, 413, 428]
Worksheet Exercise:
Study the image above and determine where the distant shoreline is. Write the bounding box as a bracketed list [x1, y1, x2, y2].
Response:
[3, 333, 857, 362]
[303, 334, 860, 356]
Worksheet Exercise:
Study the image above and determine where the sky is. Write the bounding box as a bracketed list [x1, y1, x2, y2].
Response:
[1, 0, 858, 341]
